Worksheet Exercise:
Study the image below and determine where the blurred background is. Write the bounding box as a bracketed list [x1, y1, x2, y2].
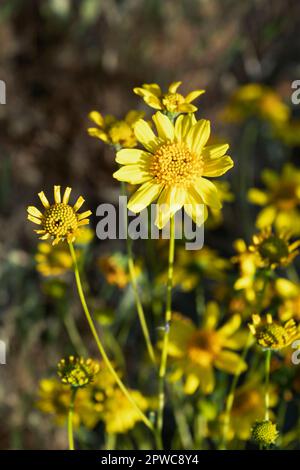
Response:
[0, 0, 300, 449]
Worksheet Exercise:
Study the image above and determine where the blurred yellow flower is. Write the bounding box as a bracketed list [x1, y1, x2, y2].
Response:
[27, 186, 91, 245]
[220, 379, 277, 441]
[206, 180, 234, 229]
[113, 112, 233, 228]
[248, 164, 300, 234]
[223, 83, 290, 127]
[98, 253, 129, 289]
[88, 110, 144, 148]
[249, 313, 299, 350]
[101, 388, 149, 434]
[232, 239, 260, 303]
[133, 81, 205, 114]
[165, 303, 247, 394]
[275, 118, 300, 147]
[35, 242, 73, 276]
[249, 227, 300, 269]
[74, 226, 94, 246]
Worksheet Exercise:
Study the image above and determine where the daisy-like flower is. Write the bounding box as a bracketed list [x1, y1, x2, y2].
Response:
[27, 186, 92, 245]
[249, 227, 300, 269]
[251, 420, 279, 447]
[248, 314, 299, 350]
[165, 303, 247, 394]
[88, 110, 144, 148]
[35, 242, 73, 277]
[248, 164, 300, 234]
[133, 81, 205, 115]
[57, 356, 100, 388]
[113, 112, 233, 229]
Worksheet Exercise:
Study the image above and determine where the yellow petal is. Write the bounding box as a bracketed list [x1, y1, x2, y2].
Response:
[168, 313, 195, 357]
[38, 191, 50, 209]
[152, 112, 174, 141]
[155, 186, 186, 229]
[113, 164, 151, 185]
[187, 119, 210, 154]
[127, 181, 162, 213]
[256, 205, 276, 228]
[193, 178, 221, 210]
[143, 95, 163, 110]
[199, 366, 215, 394]
[27, 214, 42, 225]
[27, 206, 43, 218]
[184, 373, 200, 395]
[73, 196, 85, 212]
[215, 351, 247, 375]
[87, 128, 109, 142]
[185, 89, 205, 103]
[134, 119, 159, 152]
[248, 188, 269, 205]
[184, 191, 207, 226]
[88, 111, 104, 127]
[168, 81, 182, 93]
[202, 301, 220, 330]
[203, 156, 234, 177]
[218, 314, 241, 338]
[78, 210, 92, 221]
[54, 185, 61, 204]
[134, 83, 162, 97]
[63, 187, 72, 204]
[116, 149, 151, 165]
[174, 114, 195, 142]
[177, 103, 198, 113]
[202, 143, 229, 160]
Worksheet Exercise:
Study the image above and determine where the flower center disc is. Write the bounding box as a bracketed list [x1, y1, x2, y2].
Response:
[258, 236, 289, 263]
[162, 92, 185, 112]
[187, 330, 221, 367]
[151, 142, 203, 188]
[43, 203, 78, 238]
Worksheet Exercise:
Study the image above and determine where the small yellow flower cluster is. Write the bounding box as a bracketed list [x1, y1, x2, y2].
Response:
[57, 356, 100, 388]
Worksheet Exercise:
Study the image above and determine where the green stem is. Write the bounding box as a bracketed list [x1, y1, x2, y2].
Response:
[265, 349, 271, 420]
[68, 241, 154, 432]
[220, 331, 252, 449]
[121, 181, 155, 365]
[68, 387, 77, 450]
[156, 215, 175, 448]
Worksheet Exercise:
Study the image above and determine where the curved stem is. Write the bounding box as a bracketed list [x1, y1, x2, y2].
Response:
[68, 241, 154, 432]
[265, 349, 271, 420]
[156, 215, 175, 448]
[121, 181, 155, 365]
[68, 387, 77, 450]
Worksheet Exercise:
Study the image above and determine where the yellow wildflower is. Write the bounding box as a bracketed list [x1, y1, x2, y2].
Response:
[275, 278, 300, 322]
[101, 388, 149, 434]
[275, 118, 300, 147]
[206, 180, 234, 229]
[133, 81, 205, 114]
[35, 242, 73, 276]
[27, 186, 91, 245]
[113, 112, 233, 228]
[223, 83, 289, 127]
[57, 356, 100, 388]
[232, 239, 260, 303]
[165, 303, 247, 394]
[88, 110, 144, 148]
[248, 314, 299, 350]
[249, 227, 300, 269]
[248, 164, 300, 234]
[251, 420, 279, 447]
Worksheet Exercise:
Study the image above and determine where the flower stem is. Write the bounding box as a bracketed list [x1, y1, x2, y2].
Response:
[265, 349, 271, 420]
[68, 387, 77, 450]
[156, 215, 176, 448]
[120, 181, 155, 365]
[68, 241, 154, 432]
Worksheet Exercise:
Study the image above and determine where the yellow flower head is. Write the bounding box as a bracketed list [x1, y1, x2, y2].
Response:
[27, 186, 92, 245]
[251, 420, 279, 447]
[133, 81, 205, 114]
[165, 303, 247, 394]
[113, 112, 233, 228]
[57, 356, 100, 388]
[248, 164, 300, 234]
[35, 242, 73, 276]
[248, 314, 299, 350]
[88, 110, 144, 148]
[249, 227, 300, 269]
